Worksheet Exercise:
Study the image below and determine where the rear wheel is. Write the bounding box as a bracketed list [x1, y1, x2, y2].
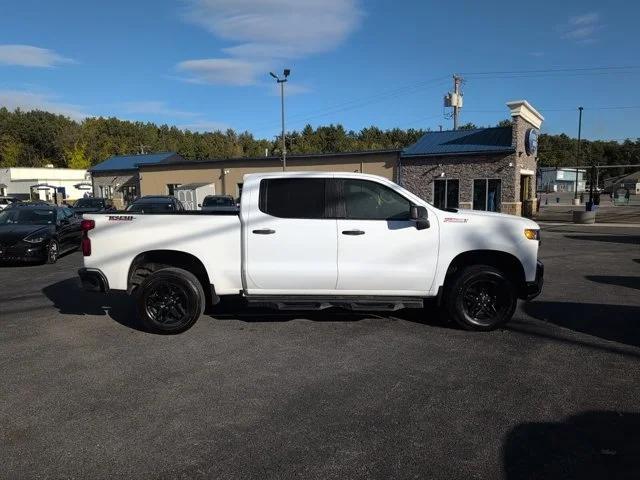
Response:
[135, 267, 205, 334]
[444, 264, 517, 331]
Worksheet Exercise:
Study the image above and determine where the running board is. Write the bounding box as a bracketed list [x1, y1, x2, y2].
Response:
[244, 295, 424, 312]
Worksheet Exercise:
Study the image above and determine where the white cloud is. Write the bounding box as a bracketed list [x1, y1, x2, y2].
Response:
[121, 101, 199, 118]
[0, 89, 88, 120]
[560, 12, 602, 43]
[177, 58, 260, 86]
[0, 45, 73, 68]
[178, 0, 362, 85]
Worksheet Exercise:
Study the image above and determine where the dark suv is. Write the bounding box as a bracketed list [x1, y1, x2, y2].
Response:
[73, 197, 115, 215]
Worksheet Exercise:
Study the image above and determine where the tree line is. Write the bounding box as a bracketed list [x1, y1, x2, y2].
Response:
[0, 107, 638, 178]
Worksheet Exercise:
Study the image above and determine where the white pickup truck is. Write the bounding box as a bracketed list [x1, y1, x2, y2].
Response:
[78, 172, 543, 333]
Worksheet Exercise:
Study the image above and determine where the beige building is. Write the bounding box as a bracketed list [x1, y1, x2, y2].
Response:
[139, 150, 400, 198]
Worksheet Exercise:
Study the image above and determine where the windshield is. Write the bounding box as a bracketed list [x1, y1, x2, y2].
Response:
[203, 196, 235, 207]
[0, 208, 56, 225]
[75, 198, 104, 208]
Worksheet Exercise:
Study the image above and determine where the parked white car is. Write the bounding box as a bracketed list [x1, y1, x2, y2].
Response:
[78, 172, 543, 334]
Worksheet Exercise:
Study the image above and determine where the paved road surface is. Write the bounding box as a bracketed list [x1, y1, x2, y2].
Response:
[1, 225, 639, 479]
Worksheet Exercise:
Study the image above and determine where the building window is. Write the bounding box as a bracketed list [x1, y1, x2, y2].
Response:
[167, 184, 181, 196]
[121, 185, 138, 204]
[433, 179, 459, 209]
[473, 179, 501, 212]
[99, 185, 113, 199]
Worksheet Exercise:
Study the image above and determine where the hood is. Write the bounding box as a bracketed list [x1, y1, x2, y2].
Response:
[0, 224, 54, 246]
[442, 209, 539, 229]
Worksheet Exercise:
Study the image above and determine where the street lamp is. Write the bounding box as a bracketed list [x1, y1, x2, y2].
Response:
[270, 69, 290, 170]
[574, 106, 583, 202]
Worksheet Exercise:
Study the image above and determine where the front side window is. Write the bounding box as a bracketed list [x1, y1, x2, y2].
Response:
[343, 179, 411, 220]
[259, 178, 326, 219]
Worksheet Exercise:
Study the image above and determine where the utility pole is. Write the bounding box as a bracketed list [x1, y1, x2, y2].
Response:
[453, 75, 462, 131]
[574, 106, 583, 202]
[270, 69, 290, 170]
[444, 74, 464, 130]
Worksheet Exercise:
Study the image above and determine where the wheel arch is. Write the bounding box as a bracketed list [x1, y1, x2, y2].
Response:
[442, 249, 527, 299]
[127, 250, 219, 306]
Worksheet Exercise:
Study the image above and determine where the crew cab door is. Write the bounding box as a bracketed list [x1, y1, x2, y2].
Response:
[335, 178, 438, 295]
[244, 176, 338, 292]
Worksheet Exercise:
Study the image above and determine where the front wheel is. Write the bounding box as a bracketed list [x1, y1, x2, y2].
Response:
[444, 264, 517, 331]
[135, 267, 205, 334]
[45, 240, 59, 264]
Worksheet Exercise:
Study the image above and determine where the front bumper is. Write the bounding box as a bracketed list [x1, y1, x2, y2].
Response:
[0, 243, 47, 263]
[524, 260, 544, 300]
[78, 268, 109, 293]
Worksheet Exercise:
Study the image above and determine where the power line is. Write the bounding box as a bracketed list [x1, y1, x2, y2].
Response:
[460, 65, 640, 75]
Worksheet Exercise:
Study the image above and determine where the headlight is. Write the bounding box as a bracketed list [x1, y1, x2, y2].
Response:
[23, 232, 47, 243]
[524, 228, 540, 241]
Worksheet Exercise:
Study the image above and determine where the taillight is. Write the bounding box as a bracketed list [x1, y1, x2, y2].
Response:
[81, 219, 95, 256]
[81, 219, 95, 232]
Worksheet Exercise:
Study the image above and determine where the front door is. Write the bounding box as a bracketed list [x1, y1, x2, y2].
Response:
[336, 178, 438, 295]
[245, 176, 338, 293]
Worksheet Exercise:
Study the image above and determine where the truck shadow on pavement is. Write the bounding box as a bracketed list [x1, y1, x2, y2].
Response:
[586, 275, 640, 291]
[503, 411, 640, 480]
[522, 301, 640, 349]
[41, 278, 144, 331]
[563, 234, 640, 245]
[41, 279, 450, 332]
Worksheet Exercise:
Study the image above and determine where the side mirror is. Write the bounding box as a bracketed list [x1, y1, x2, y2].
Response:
[198, 203, 202, 207]
[410, 205, 430, 230]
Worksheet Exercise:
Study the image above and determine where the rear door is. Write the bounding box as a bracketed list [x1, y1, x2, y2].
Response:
[244, 176, 338, 293]
[335, 178, 438, 295]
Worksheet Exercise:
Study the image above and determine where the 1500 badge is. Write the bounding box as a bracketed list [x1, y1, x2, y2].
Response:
[108, 215, 134, 221]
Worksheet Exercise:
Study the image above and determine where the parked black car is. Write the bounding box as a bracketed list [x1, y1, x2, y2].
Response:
[72, 197, 114, 215]
[201, 195, 239, 213]
[0, 204, 82, 264]
[126, 196, 185, 213]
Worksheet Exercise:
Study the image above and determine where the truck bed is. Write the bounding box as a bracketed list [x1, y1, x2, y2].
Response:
[82, 212, 242, 294]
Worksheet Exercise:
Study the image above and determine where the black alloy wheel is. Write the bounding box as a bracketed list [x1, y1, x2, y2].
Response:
[136, 267, 205, 334]
[445, 265, 517, 331]
[46, 240, 59, 264]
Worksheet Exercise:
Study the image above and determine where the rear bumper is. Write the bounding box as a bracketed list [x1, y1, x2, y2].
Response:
[523, 260, 544, 300]
[78, 268, 109, 293]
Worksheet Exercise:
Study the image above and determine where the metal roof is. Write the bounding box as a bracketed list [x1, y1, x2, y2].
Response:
[175, 182, 213, 189]
[143, 149, 401, 168]
[90, 152, 182, 172]
[402, 127, 514, 157]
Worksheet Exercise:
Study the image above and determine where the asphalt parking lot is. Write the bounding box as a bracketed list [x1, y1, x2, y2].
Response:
[1, 224, 639, 480]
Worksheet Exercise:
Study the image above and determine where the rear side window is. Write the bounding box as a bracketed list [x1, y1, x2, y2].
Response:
[259, 178, 326, 219]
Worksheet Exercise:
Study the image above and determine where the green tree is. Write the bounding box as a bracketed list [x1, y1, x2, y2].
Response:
[64, 141, 91, 169]
[0, 135, 22, 167]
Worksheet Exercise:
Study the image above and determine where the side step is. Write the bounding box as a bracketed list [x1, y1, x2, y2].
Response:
[244, 295, 424, 312]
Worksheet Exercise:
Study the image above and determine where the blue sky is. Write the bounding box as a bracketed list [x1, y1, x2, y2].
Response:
[1, 0, 639, 141]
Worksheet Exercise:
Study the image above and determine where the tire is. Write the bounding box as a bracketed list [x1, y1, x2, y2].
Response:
[444, 264, 517, 331]
[135, 267, 205, 334]
[46, 239, 59, 264]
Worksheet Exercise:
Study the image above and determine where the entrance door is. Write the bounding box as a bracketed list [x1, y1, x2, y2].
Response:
[336, 178, 438, 295]
[245, 176, 337, 293]
[520, 175, 533, 217]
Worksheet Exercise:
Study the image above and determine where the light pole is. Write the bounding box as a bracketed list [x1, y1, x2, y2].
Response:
[574, 106, 583, 202]
[270, 69, 290, 170]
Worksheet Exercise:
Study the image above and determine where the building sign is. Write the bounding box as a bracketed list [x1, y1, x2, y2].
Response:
[525, 129, 539, 155]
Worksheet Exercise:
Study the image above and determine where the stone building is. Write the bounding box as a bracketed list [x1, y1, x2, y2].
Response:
[400, 100, 543, 216]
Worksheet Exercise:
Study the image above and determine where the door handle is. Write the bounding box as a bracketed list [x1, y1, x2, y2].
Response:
[342, 229, 365, 235]
[253, 228, 276, 235]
